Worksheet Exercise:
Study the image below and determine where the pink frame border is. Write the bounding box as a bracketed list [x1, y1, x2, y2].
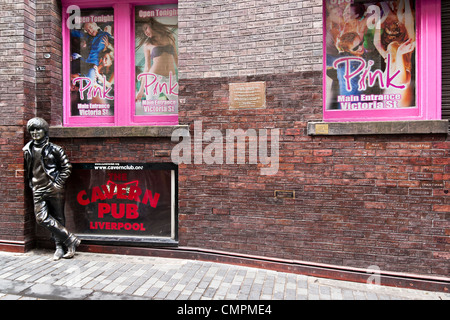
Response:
[322, 0, 441, 122]
[62, 0, 178, 127]
[131, 1, 178, 125]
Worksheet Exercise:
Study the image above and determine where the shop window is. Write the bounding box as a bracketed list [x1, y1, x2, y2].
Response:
[62, 0, 178, 127]
[323, 0, 441, 122]
[65, 163, 178, 245]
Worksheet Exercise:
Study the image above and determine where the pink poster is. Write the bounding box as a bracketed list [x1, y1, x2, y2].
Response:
[135, 4, 178, 116]
[65, 163, 176, 242]
[325, 0, 416, 112]
[69, 8, 115, 117]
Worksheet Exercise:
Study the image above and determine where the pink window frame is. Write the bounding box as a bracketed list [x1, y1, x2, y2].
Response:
[62, 0, 178, 127]
[322, 0, 441, 122]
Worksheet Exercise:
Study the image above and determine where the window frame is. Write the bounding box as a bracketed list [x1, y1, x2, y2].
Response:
[62, 0, 178, 127]
[322, 0, 441, 123]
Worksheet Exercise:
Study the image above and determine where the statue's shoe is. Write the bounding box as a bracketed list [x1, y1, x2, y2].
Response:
[63, 235, 81, 259]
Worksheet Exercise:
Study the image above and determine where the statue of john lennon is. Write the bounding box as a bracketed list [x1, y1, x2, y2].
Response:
[23, 117, 80, 260]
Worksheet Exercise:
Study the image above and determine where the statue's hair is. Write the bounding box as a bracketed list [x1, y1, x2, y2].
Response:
[27, 117, 49, 135]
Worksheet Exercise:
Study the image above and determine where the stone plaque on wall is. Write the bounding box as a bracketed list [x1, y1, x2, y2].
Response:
[229, 82, 266, 110]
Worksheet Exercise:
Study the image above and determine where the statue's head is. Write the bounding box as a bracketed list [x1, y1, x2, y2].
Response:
[27, 117, 49, 143]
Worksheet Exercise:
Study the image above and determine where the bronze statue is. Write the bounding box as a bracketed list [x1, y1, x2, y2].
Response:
[23, 117, 80, 260]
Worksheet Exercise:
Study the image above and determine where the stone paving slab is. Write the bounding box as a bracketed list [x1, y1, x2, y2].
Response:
[0, 250, 449, 301]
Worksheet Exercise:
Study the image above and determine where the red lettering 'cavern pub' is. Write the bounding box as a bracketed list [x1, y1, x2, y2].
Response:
[0, 0, 449, 291]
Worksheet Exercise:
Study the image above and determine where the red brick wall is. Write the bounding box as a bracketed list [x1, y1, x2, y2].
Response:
[177, 72, 450, 277]
[51, 137, 174, 164]
[35, 0, 63, 125]
[0, 0, 37, 248]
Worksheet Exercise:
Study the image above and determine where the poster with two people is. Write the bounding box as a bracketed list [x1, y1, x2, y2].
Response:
[135, 4, 179, 116]
[69, 8, 115, 117]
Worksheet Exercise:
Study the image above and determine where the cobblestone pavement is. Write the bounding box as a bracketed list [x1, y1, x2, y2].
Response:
[0, 250, 449, 301]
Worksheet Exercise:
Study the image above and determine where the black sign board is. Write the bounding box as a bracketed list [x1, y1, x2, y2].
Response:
[65, 163, 177, 246]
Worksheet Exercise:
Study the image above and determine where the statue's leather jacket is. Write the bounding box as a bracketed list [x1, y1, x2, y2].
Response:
[23, 138, 72, 190]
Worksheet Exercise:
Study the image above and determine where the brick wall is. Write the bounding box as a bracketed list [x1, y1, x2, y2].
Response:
[35, 0, 63, 125]
[0, 0, 37, 248]
[177, 71, 450, 277]
[1, 0, 448, 277]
